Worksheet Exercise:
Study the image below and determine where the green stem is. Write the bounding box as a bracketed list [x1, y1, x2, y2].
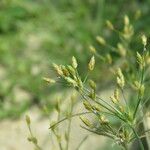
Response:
[133, 70, 144, 119]
[83, 88, 124, 117]
[66, 100, 73, 150]
[75, 135, 89, 150]
[130, 126, 145, 150]
[133, 55, 145, 119]
[49, 112, 92, 129]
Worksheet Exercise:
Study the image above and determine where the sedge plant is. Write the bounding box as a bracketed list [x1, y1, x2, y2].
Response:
[26, 16, 150, 150]
[40, 35, 150, 150]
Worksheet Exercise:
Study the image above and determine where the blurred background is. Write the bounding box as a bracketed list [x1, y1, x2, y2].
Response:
[0, 0, 150, 150]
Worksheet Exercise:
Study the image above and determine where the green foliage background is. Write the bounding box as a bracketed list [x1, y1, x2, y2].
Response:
[0, 0, 150, 118]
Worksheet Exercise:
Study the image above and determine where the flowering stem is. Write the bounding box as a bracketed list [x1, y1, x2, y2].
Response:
[133, 65, 145, 119]
[129, 125, 144, 150]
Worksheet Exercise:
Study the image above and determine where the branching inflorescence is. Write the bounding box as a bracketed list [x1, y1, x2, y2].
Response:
[26, 15, 150, 150]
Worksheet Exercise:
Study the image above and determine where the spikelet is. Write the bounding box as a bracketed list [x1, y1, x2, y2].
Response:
[116, 68, 125, 88]
[88, 56, 95, 71]
[83, 100, 92, 111]
[141, 35, 147, 47]
[43, 77, 56, 83]
[117, 43, 126, 57]
[89, 79, 96, 90]
[136, 52, 145, 69]
[72, 56, 78, 68]
[100, 116, 109, 125]
[110, 88, 119, 104]
[27, 137, 38, 144]
[61, 65, 70, 76]
[26, 115, 31, 125]
[106, 54, 112, 64]
[96, 36, 106, 45]
[92, 104, 101, 112]
[53, 63, 64, 76]
[124, 15, 129, 26]
[80, 116, 92, 127]
[123, 15, 134, 40]
[106, 20, 114, 30]
[110, 95, 118, 104]
[89, 45, 96, 53]
[132, 80, 140, 90]
[67, 65, 76, 76]
[65, 77, 77, 87]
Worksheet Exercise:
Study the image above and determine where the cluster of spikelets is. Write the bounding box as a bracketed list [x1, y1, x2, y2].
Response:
[26, 115, 42, 150]
[26, 15, 149, 150]
[89, 15, 150, 68]
[40, 33, 148, 150]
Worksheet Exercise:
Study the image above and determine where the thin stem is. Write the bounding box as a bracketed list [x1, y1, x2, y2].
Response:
[133, 60, 145, 119]
[130, 126, 145, 150]
[49, 112, 92, 129]
[82, 90, 127, 122]
[27, 125, 42, 150]
[56, 111, 63, 150]
[133, 72, 144, 119]
[75, 135, 89, 150]
[129, 129, 150, 142]
[81, 125, 115, 139]
[83, 88, 124, 117]
[53, 131, 63, 150]
[66, 100, 73, 150]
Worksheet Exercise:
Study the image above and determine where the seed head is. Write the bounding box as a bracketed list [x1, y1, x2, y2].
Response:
[106, 54, 112, 64]
[141, 34, 147, 47]
[119, 105, 124, 113]
[124, 15, 129, 26]
[43, 77, 56, 84]
[116, 68, 125, 88]
[92, 104, 101, 112]
[88, 56, 95, 71]
[132, 80, 140, 90]
[72, 56, 78, 68]
[27, 137, 38, 144]
[67, 65, 76, 76]
[106, 20, 114, 30]
[61, 65, 70, 76]
[83, 100, 92, 111]
[110, 95, 118, 104]
[117, 43, 126, 57]
[89, 79, 96, 90]
[123, 15, 134, 40]
[89, 45, 96, 53]
[96, 36, 106, 45]
[65, 77, 77, 87]
[80, 116, 92, 127]
[26, 115, 31, 125]
[53, 63, 64, 76]
[136, 52, 145, 69]
[114, 88, 119, 101]
[88, 89, 96, 100]
[100, 116, 109, 125]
